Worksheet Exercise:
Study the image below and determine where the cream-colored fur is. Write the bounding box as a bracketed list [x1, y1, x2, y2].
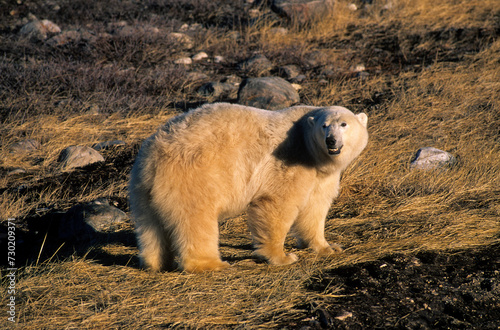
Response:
[129, 103, 368, 272]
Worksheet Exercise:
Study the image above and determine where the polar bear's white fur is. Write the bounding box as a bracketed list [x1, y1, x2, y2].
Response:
[129, 103, 368, 272]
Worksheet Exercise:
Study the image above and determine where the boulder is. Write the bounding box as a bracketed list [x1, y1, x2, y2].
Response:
[271, 0, 335, 25]
[238, 54, 273, 76]
[58, 198, 129, 241]
[58, 145, 104, 171]
[237, 76, 300, 110]
[410, 147, 457, 170]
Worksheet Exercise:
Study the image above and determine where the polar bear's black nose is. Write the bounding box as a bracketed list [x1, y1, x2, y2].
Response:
[326, 136, 336, 148]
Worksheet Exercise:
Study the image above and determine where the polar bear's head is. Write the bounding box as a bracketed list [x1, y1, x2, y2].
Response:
[307, 106, 368, 165]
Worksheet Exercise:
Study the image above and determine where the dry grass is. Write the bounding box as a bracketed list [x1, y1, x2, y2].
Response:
[1, 0, 499, 328]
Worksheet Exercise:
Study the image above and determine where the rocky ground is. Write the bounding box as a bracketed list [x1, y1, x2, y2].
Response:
[1, 0, 499, 329]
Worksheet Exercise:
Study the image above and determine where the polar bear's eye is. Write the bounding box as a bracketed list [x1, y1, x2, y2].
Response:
[340, 122, 347, 127]
[322, 123, 329, 128]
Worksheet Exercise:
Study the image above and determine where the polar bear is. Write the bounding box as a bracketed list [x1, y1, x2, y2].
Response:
[129, 103, 368, 272]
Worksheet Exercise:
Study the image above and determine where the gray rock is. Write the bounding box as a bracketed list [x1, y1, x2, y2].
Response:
[237, 76, 300, 110]
[58, 145, 104, 171]
[186, 71, 209, 82]
[58, 198, 129, 241]
[92, 140, 126, 151]
[238, 54, 273, 76]
[9, 139, 40, 154]
[197, 82, 238, 99]
[19, 17, 61, 41]
[279, 65, 301, 80]
[46, 29, 97, 47]
[271, 0, 335, 25]
[167, 32, 194, 49]
[410, 147, 457, 170]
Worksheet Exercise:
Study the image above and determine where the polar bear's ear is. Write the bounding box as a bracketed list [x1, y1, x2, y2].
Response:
[356, 113, 368, 127]
[307, 116, 315, 127]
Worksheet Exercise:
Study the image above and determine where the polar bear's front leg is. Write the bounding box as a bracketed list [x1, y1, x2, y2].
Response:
[247, 196, 299, 265]
[293, 195, 343, 256]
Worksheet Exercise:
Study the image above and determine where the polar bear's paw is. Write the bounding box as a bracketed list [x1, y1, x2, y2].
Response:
[316, 243, 343, 255]
[183, 258, 230, 273]
[254, 248, 298, 265]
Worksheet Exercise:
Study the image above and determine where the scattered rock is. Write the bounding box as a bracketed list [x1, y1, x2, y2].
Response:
[238, 54, 273, 76]
[174, 57, 192, 65]
[167, 32, 194, 49]
[214, 55, 225, 63]
[237, 76, 300, 110]
[7, 168, 27, 176]
[347, 3, 358, 11]
[46, 29, 97, 47]
[222, 75, 243, 86]
[303, 50, 328, 68]
[9, 139, 40, 154]
[58, 198, 129, 241]
[92, 140, 126, 151]
[192, 51, 209, 61]
[186, 71, 209, 82]
[335, 311, 353, 321]
[179, 23, 203, 32]
[197, 82, 238, 99]
[291, 74, 307, 83]
[58, 145, 105, 171]
[269, 27, 288, 35]
[410, 147, 457, 170]
[19, 17, 61, 41]
[271, 0, 335, 25]
[279, 64, 301, 80]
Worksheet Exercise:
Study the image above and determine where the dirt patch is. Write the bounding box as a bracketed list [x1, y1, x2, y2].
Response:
[302, 245, 500, 329]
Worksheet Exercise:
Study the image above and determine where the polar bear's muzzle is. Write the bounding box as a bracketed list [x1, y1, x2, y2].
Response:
[326, 135, 343, 155]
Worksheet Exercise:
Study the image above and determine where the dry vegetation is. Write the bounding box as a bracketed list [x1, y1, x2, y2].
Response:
[1, 0, 499, 328]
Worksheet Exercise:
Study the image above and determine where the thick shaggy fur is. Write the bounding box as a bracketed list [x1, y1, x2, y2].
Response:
[129, 103, 368, 272]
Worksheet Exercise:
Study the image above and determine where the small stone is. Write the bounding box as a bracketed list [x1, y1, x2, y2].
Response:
[168, 32, 194, 49]
[19, 18, 61, 41]
[192, 51, 209, 61]
[335, 311, 353, 321]
[58, 145, 105, 171]
[7, 168, 26, 176]
[174, 57, 192, 65]
[214, 55, 225, 63]
[186, 71, 209, 82]
[291, 74, 307, 83]
[352, 64, 366, 72]
[269, 27, 288, 35]
[348, 3, 358, 11]
[410, 147, 457, 170]
[279, 65, 301, 80]
[9, 139, 40, 154]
